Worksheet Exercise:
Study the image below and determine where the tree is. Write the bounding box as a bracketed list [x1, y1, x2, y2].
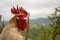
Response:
[49, 7, 60, 40]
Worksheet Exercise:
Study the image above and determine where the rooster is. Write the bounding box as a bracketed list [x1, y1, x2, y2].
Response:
[0, 6, 28, 40]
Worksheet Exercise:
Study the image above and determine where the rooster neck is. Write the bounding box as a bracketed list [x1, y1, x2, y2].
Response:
[9, 15, 17, 24]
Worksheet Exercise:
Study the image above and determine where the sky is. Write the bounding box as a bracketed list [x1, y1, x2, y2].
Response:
[0, 0, 60, 21]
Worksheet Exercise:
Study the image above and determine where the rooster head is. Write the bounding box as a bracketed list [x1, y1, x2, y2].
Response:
[11, 5, 28, 31]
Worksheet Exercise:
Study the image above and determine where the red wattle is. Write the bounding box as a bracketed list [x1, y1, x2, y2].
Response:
[17, 16, 27, 31]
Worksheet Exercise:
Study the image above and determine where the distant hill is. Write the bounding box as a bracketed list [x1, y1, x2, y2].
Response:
[30, 18, 51, 25]
[1, 18, 51, 26]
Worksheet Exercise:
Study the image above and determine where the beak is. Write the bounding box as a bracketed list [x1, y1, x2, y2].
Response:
[15, 14, 20, 15]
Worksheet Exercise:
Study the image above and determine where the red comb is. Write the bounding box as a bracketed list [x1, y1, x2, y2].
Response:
[11, 5, 28, 17]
